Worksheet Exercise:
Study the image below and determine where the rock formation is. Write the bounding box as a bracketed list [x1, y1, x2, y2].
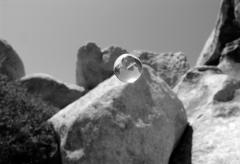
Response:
[197, 0, 240, 66]
[76, 43, 189, 90]
[50, 66, 187, 164]
[76, 43, 127, 90]
[20, 73, 85, 109]
[169, 1, 240, 163]
[173, 67, 240, 164]
[0, 39, 25, 80]
[0, 74, 61, 164]
[6, 0, 240, 163]
[133, 51, 190, 87]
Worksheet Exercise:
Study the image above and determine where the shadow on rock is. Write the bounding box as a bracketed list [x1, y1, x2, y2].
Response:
[169, 124, 193, 164]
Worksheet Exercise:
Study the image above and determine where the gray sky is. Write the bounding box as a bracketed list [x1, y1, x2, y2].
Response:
[0, 0, 219, 83]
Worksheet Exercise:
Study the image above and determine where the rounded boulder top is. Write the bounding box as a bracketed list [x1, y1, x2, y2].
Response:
[0, 39, 25, 80]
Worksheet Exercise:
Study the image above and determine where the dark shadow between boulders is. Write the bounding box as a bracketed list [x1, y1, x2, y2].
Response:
[168, 124, 193, 164]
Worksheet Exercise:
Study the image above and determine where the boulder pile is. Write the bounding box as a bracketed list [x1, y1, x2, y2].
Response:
[3, 0, 240, 163]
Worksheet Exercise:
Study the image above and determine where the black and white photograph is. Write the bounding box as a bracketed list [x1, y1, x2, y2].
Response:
[1, 0, 239, 164]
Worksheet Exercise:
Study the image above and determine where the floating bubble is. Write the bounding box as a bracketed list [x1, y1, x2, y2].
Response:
[113, 53, 143, 83]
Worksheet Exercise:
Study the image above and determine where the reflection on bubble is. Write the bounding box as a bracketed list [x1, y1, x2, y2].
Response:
[113, 54, 143, 83]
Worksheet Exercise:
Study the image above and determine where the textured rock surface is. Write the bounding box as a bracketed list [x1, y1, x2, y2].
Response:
[133, 51, 190, 87]
[20, 73, 85, 109]
[0, 75, 61, 164]
[101, 46, 128, 73]
[76, 43, 127, 90]
[0, 39, 25, 80]
[50, 66, 187, 164]
[218, 38, 240, 79]
[197, 0, 240, 66]
[173, 66, 240, 164]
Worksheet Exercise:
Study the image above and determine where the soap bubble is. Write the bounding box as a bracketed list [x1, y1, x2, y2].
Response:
[113, 53, 143, 83]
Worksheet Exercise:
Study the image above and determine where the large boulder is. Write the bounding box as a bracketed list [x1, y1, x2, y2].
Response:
[172, 66, 240, 164]
[0, 39, 25, 80]
[134, 51, 190, 87]
[0, 74, 60, 164]
[197, 0, 240, 66]
[76, 43, 127, 90]
[20, 73, 85, 109]
[50, 66, 187, 164]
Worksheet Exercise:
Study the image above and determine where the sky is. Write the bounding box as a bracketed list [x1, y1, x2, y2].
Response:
[0, 0, 219, 83]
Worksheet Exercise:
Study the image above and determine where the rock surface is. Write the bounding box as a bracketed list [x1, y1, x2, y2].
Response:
[76, 43, 127, 90]
[101, 46, 128, 73]
[218, 38, 240, 79]
[197, 0, 240, 66]
[50, 66, 187, 164]
[20, 73, 85, 109]
[0, 75, 60, 164]
[173, 66, 240, 164]
[134, 51, 190, 87]
[0, 39, 25, 80]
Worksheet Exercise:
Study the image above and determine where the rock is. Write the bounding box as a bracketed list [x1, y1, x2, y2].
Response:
[221, 38, 240, 62]
[102, 46, 128, 72]
[0, 39, 25, 80]
[173, 66, 240, 164]
[218, 38, 240, 79]
[76, 43, 127, 90]
[0, 74, 61, 164]
[20, 73, 85, 109]
[197, 0, 240, 66]
[50, 66, 187, 164]
[133, 51, 190, 87]
[76, 43, 103, 90]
